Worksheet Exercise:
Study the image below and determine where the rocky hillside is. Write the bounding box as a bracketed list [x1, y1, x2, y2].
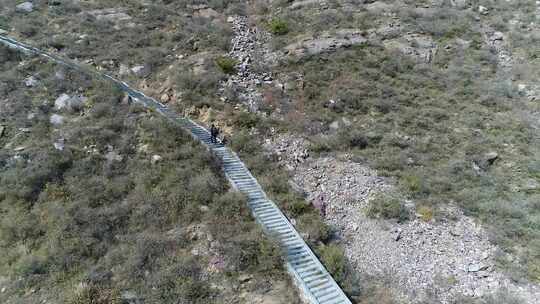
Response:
[2, 0, 540, 304]
[0, 46, 299, 304]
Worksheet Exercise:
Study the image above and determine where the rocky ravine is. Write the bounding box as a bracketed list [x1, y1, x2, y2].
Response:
[264, 134, 540, 304]
[219, 16, 275, 112]
[219, 6, 540, 303]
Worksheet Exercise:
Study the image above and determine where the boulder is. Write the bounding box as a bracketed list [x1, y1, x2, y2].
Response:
[160, 93, 170, 103]
[284, 29, 367, 58]
[131, 65, 150, 77]
[478, 5, 488, 15]
[67, 95, 88, 112]
[87, 8, 133, 23]
[484, 152, 498, 166]
[490, 31, 504, 42]
[121, 291, 141, 304]
[16, 2, 34, 13]
[238, 274, 253, 283]
[151, 155, 162, 164]
[54, 93, 87, 112]
[196, 8, 219, 19]
[54, 93, 71, 110]
[468, 263, 488, 272]
[329, 120, 340, 130]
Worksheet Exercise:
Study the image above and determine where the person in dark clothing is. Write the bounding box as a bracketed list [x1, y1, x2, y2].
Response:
[210, 124, 219, 143]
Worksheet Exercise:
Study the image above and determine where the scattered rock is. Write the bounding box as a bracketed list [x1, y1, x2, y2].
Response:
[87, 8, 133, 24]
[121, 291, 141, 304]
[105, 151, 123, 162]
[329, 120, 340, 131]
[195, 8, 219, 19]
[160, 93, 170, 103]
[54, 93, 87, 112]
[16, 2, 34, 13]
[131, 65, 150, 78]
[54, 138, 65, 151]
[119, 64, 130, 76]
[490, 31, 504, 42]
[24, 76, 38, 87]
[151, 154, 162, 164]
[288, 180, 306, 197]
[311, 193, 327, 217]
[55, 93, 71, 110]
[468, 263, 488, 273]
[218, 16, 275, 112]
[199, 205, 210, 212]
[284, 29, 367, 58]
[484, 151, 498, 165]
[393, 228, 402, 241]
[238, 274, 253, 283]
[384, 33, 437, 63]
[50, 114, 65, 126]
[478, 5, 489, 15]
[451, 0, 469, 9]
[55, 69, 66, 80]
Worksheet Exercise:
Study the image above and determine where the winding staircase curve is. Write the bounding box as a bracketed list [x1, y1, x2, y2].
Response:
[0, 35, 352, 304]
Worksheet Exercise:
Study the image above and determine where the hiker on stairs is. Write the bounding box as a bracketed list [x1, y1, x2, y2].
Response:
[210, 123, 220, 144]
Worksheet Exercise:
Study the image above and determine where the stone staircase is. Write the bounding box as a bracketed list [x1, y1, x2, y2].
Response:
[0, 34, 353, 304]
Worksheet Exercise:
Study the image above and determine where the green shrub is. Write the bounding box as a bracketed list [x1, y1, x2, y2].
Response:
[401, 174, 426, 195]
[288, 199, 310, 217]
[215, 56, 237, 74]
[268, 18, 289, 35]
[297, 213, 330, 244]
[366, 194, 409, 222]
[0, 52, 294, 303]
[69, 285, 120, 304]
[231, 111, 260, 129]
[417, 205, 434, 222]
[318, 244, 347, 282]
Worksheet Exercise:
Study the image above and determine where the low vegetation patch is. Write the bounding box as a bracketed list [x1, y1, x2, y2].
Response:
[0, 48, 295, 303]
[215, 56, 238, 74]
[366, 194, 410, 223]
[268, 18, 289, 35]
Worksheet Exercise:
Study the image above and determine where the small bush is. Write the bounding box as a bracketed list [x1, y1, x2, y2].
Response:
[268, 19, 289, 35]
[366, 194, 409, 222]
[288, 200, 310, 217]
[417, 205, 434, 222]
[318, 244, 347, 282]
[297, 213, 330, 244]
[401, 174, 424, 195]
[215, 56, 237, 74]
[69, 285, 120, 304]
